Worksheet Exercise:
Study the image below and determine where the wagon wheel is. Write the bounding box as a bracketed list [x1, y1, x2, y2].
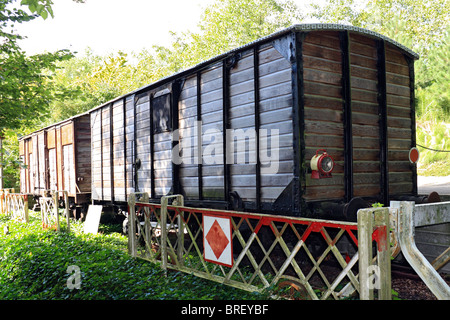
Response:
[277, 280, 311, 300]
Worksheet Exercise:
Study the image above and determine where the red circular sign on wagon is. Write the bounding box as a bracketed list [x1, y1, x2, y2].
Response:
[409, 147, 420, 164]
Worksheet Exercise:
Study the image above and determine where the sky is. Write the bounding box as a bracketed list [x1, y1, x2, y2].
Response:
[13, 0, 316, 57]
[14, 0, 209, 56]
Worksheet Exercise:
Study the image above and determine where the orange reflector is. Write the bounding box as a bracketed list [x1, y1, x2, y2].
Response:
[409, 147, 420, 164]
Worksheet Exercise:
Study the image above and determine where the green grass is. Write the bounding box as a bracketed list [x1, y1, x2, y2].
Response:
[0, 213, 269, 300]
[416, 120, 450, 176]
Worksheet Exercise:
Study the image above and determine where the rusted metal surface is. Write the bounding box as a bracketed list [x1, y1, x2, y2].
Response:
[390, 201, 450, 300]
[128, 193, 390, 300]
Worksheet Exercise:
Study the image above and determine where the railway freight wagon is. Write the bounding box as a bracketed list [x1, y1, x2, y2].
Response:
[19, 113, 92, 209]
[88, 24, 425, 221]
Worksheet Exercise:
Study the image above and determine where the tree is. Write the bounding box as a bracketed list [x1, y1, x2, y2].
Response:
[415, 28, 450, 121]
[45, 0, 305, 125]
[0, 0, 74, 131]
[152, 0, 303, 75]
[308, 0, 450, 57]
[0, 0, 77, 188]
[308, 0, 450, 119]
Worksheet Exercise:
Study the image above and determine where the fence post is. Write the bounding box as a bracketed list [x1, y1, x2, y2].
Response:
[128, 193, 137, 257]
[357, 207, 391, 300]
[374, 208, 391, 300]
[357, 208, 373, 300]
[138, 193, 149, 259]
[63, 191, 70, 232]
[24, 194, 29, 223]
[0, 190, 3, 215]
[160, 196, 169, 274]
[176, 195, 185, 266]
[53, 191, 60, 232]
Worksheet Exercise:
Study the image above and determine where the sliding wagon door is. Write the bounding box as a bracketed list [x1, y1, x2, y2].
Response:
[63, 144, 75, 195]
[61, 123, 76, 196]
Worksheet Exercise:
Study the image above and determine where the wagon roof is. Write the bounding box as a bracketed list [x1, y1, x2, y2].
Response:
[18, 112, 89, 141]
[19, 23, 418, 140]
[85, 23, 418, 112]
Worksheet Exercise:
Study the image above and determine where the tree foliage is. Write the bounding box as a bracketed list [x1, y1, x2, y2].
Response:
[0, 0, 75, 188]
[0, 0, 74, 132]
[309, 0, 450, 57]
[152, 0, 303, 75]
[44, 0, 304, 124]
[2, 0, 450, 184]
[309, 0, 450, 121]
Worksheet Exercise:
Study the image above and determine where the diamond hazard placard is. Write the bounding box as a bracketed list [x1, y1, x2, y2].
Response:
[203, 214, 233, 267]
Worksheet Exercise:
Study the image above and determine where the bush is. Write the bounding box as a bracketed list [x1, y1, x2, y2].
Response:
[0, 214, 268, 300]
[416, 120, 450, 176]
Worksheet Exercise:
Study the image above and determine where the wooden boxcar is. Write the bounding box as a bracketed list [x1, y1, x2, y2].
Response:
[87, 24, 422, 220]
[19, 113, 91, 206]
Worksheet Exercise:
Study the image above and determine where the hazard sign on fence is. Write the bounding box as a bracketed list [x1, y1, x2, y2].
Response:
[203, 214, 233, 267]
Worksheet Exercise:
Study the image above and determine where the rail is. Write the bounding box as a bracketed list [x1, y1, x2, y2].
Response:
[128, 193, 391, 300]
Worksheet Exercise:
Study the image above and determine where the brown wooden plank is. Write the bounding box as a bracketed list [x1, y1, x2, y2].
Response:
[304, 31, 340, 49]
[352, 123, 380, 138]
[304, 120, 344, 136]
[352, 112, 378, 126]
[19, 140, 24, 155]
[303, 95, 343, 110]
[388, 161, 412, 172]
[353, 149, 379, 161]
[305, 134, 344, 149]
[303, 185, 345, 200]
[386, 72, 410, 86]
[304, 107, 343, 123]
[387, 116, 412, 129]
[304, 68, 342, 86]
[350, 32, 377, 47]
[385, 46, 407, 64]
[353, 161, 381, 173]
[46, 128, 55, 149]
[351, 88, 378, 103]
[350, 53, 377, 69]
[385, 61, 409, 76]
[389, 182, 413, 195]
[304, 81, 342, 98]
[303, 43, 342, 62]
[350, 40, 377, 59]
[350, 65, 377, 81]
[353, 185, 381, 197]
[61, 123, 73, 146]
[387, 93, 410, 107]
[56, 127, 63, 191]
[387, 83, 410, 97]
[387, 127, 411, 139]
[351, 76, 377, 92]
[387, 105, 411, 118]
